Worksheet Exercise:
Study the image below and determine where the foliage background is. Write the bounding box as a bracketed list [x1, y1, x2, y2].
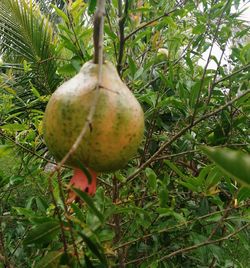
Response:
[0, 0, 250, 267]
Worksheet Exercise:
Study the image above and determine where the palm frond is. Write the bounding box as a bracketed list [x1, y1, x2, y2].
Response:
[0, 0, 61, 94]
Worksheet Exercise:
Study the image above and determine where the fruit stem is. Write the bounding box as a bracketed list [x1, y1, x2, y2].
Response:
[93, 0, 106, 64]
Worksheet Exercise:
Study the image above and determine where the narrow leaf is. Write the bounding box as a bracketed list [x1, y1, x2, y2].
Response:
[51, 5, 69, 24]
[88, 0, 97, 14]
[24, 221, 60, 245]
[1, 123, 27, 132]
[71, 203, 85, 222]
[35, 251, 63, 268]
[201, 146, 250, 188]
[79, 233, 108, 267]
[71, 188, 104, 222]
[164, 160, 188, 180]
[0, 145, 13, 157]
[238, 187, 250, 202]
[76, 160, 92, 184]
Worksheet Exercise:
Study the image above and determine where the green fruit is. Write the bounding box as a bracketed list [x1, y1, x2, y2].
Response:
[43, 61, 144, 172]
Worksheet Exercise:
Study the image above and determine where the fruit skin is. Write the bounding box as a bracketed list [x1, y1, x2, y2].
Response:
[43, 60, 144, 172]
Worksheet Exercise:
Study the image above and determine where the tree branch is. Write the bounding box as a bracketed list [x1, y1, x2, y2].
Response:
[46, 1, 106, 257]
[135, 37, 194, 94]
[124, 222, 250, 265]
[0, 130, 56, 165]
[214, 62, 250, 85]
[124, 2, 186, 42]
[51, 0, 106, 174]
[112, 175, 125, 267]
[117, 0, 129, 74]
[65, 0, 85, 60]
[125, 88, 250, 184]
[190, 0, 231, 124]
[93, 0, 106, 64]
[114, 201, 250, 251]
[157, 223, 250, 263]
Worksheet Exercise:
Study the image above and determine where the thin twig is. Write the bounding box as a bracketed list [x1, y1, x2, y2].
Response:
[9, 227, 30, 260]
[93, 0, 106, 64]
[204, 42, 227, 109]
[124, 2, 186, 42]
[114, 201, 250, 250]
[157, 223, 250, 263]
[152, 143, 249, 162]
[190, 0, 231, 124]
[154, 150, 197, 161]
[135, 37, 194, 94]
[214, 62, 250, 85]
[56, 170, 80, 263]
[112, 175, 125, 267]
[105, 5, 118, 60]
[46, 0, 106, 260]
[140, 92, 161, 165]
[0, 220, 13, 268]
[47, 172, 68, 254]
[117, 0, 129, 74]
[65, 0, 85, 60]
[48, 0, 106, 179]
[0, 130, 56, 165]
[125, 88, 250, 184]
[207, 203, 231, 241]
[124, 223, 250, 265]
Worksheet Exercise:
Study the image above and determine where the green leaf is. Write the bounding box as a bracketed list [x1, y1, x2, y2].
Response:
[134, 67, 144, 80]
[0, 145, 13, 157]
[201, 146, 250, 188]
[71, 188, 104, 222]
[51, 5, 69, 24]
[98, 229, 115, 242]
[104, 25, 117, 41]
[145, 168, 157, 191]
[237, 187, 250, 202]
[57, 64, 76, 76]
[28, 216, 58, 225]
[189, 81, 201, 108]
[23, 221, 61, 245]
[35, 250, 63, 268]
[88, 0, 97, 14]
[164, 160, 188, 180]
[2, 86, 16, 95]
[159, 188, 168, 207]
[205, 166, 221, 189]
[185, 53, 194, 74]
[0, 0, 60, 93]
[13, 207, 37, 218]
[35, 197, 49, 212]
[157, 208, 186, 223]
[79, 233, 108, 267]
[163, 17, 177, 28]
[193, 24, 206, 34]
[84, 255, 95, 268]
[1, 123, 27, 132]
[128, 55, 137, 77]
[71, 203, 85, 222]
[10, 175, 24, 186]
[182, 176, 206, 192]
[30, 84, 41, 98]
[76, 160, 93, 184]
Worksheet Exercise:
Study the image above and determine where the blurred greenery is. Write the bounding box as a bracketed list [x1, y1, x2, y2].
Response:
[0, 0, 250, 267]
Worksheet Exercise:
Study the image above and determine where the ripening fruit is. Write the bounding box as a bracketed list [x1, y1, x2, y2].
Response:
[43, 61, 144, 173]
